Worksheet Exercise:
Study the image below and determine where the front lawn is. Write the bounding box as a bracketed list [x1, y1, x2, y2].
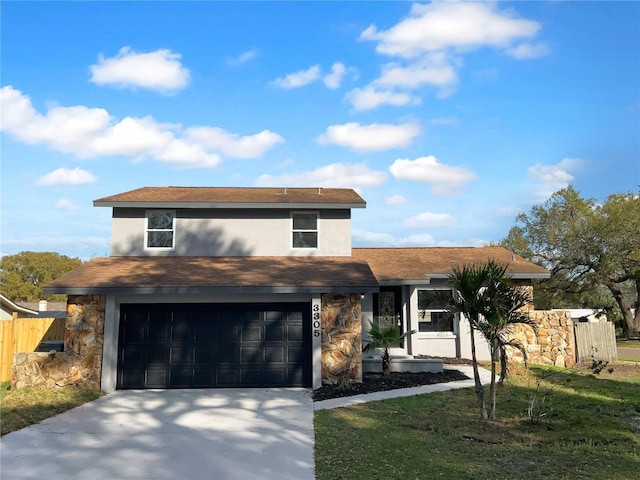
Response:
[315, 364, 640, 480]
[0, 382, 103, 436]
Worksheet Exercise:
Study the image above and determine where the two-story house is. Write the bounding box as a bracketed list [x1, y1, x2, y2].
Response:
[42, 186, 549, 393]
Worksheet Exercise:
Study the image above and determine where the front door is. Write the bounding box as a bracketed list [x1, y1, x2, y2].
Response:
[373, 287, 404, 348]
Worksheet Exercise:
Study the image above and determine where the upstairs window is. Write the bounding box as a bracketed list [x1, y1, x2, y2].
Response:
[417, 289, 454, 333]
[146, 210, 175, 249]
[292, 212, 318, 249]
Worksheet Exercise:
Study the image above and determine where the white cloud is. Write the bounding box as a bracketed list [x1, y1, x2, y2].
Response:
[90, 47, 190, 93]
[228, 49, 258, 66]
[345, 86, 421, 111]
[318, 122, 421, 152]
[354, 2, 547, 110]
[507, 42, 551, 59]
[55, 199, 82, 211]
[376, 53, 458, 93]
[0, 86, 282, 168]
[256, 162, 387, 188]
[185, 127, 284, 159]
[272, 65, 321, 89]
[36, 167, 97, 186]
[360, 2, 541, 58]
[389, 155, 477, 196]
[352, 228, 437, 247]
[528, 158, 581, 196]
[403, 212, 456, 229]
[323, 62, 347, 89]
[352, 228, 485, 247]
[385, 194, 407, 206]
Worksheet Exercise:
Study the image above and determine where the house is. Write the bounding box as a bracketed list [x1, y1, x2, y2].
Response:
[1, 294, 38, 320]
[39, 186, 549, 393]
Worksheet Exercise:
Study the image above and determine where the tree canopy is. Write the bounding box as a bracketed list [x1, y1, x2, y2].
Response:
[502, 187, 640, 337]
[0, 251, 82, 302]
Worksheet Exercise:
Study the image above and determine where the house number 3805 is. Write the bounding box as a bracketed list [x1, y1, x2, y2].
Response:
[312, 301, 321, 337]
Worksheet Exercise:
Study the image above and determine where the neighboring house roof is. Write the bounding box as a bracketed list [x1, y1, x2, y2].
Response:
[0, 294, 38, 318]
[93, 187, 366, 209]
[18, 301, 68, 312]
[43, 256, 379, 295]
[352, 246, 550, 285]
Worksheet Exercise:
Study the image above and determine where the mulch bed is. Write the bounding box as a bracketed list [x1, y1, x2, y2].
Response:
[313, 369, 470, 402]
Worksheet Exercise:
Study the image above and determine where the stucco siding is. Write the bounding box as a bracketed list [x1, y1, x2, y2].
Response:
[110, 208, 352, 256]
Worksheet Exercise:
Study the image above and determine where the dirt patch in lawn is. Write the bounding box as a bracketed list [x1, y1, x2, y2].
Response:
[574, 361, 640, 382]
[313, 369, 470, 402]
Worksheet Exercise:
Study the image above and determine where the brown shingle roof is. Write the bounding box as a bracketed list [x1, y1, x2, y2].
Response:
[43, 256, 378, 294]
[352, 246, 549, 282]
[94, 187, 366, 208]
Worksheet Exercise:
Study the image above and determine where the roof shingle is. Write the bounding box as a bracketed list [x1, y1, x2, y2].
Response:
[94, 187, 366, 208]
[352, 246, 549, 282]
[44, 256, 378, 294]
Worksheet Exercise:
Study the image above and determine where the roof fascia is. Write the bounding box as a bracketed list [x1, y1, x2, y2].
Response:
[0, 294, 38, 315]
[377, 280, 431, 286]
[93, 201, 365, 209]
[43, 285, 380, 295]
[426, 272, 550, 280]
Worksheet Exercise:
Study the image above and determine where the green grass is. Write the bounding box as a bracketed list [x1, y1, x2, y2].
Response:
[618, 339, 640, 349]
[315, 366, 640, 480]
[0, 381, 103, 435]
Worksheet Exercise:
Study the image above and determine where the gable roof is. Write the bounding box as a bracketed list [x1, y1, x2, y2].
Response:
[94, 187, 366, 209]
[352, 246, 549, 284]
[43, 256, 379, 295]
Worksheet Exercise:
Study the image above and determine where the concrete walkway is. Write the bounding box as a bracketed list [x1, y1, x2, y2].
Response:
[0, 388, 315, 480]
[315, 365, 492, 410]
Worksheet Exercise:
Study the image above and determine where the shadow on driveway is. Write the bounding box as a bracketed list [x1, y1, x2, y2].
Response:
[0, 388, 315, 480]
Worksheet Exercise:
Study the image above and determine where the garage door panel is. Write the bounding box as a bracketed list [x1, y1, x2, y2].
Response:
[287, 325, 303, 341]
[146, 369, 168, 387]
[169, 368, 191, 386]
[170, 347, 193, 364]
[241, 325, 262, 342]
[147, 345, 169, 364]
[122, 345, 145, 364]
[194, 347, 214, 363]
[265, 346, 284, 363]
[217, 368, 239, 386]
[242, 367, 284, 386]
[118, 303, 310, 388]
[240, 345, 262, 363]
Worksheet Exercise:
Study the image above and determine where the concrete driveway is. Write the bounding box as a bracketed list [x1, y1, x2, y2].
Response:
[0, 388, 315, 480]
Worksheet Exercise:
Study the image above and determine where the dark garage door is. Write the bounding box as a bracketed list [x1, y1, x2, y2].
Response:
[117, 303, 311, 389]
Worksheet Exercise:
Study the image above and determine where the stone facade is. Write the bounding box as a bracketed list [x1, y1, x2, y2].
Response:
[507, 310, 576, 368]
[321, 293, 362, 384]
[12, 295, 105, 389]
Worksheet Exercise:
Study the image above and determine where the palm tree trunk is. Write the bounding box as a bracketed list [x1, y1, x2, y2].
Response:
[488, 342, 498, 420]
[382, 349, 390, 376]
[469, 325, 487, 419]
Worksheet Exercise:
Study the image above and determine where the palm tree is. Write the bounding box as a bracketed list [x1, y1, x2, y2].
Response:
[363, 322, 415, 376]
[479, 274, 538, 419]
[438, 262, 496, 419]
[439, 260, 537, 420]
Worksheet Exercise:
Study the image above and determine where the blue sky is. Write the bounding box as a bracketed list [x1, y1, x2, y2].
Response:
[1, 1, 639, 260]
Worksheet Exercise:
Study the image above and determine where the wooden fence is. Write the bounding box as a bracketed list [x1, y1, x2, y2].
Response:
[574, 321, 618, 363]
[0, 317, 66, 381]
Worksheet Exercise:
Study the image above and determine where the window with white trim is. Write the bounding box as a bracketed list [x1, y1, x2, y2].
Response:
[145, 210, 175, 249]
[291, 212, 318, 249]
[417, 289, 454, 333]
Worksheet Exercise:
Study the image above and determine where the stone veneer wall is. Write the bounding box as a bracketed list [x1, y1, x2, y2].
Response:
[12, 295, 106, 389]
[321, 293, 362, 384]
[508, 310, 576, 368]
